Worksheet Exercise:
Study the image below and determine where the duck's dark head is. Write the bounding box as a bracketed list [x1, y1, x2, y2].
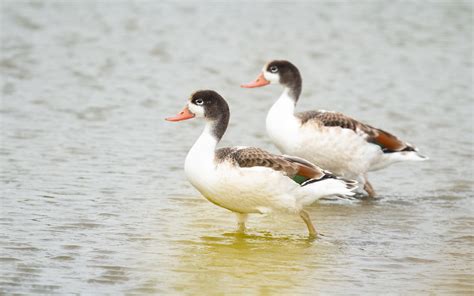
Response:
[241, 60, 302, 100]
[165, 90, 230, 140]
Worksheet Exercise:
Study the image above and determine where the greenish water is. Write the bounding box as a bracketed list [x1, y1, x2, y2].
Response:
[1, 1, 473, 294]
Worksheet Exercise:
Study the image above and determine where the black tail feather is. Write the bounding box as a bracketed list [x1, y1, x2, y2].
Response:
[301, 173, 358, 191]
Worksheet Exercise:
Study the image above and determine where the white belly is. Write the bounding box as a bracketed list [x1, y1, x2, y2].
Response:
[270, 123, 382, 178]
[187, 161, 300, 214]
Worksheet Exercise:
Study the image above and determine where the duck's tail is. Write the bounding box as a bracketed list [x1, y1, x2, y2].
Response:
[371, 148, 428, 171]
[390, 150, 429, 161]
[299, 174, 358, 204]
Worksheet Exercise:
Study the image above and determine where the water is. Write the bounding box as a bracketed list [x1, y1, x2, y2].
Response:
[1, 1, 473, 294]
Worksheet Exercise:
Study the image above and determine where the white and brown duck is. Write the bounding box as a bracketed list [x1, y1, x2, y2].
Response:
[241, 60, 428, 197]
[166, 90, 357, 237]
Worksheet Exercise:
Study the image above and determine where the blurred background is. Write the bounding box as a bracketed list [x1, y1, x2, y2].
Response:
[1, 1, 472, 294]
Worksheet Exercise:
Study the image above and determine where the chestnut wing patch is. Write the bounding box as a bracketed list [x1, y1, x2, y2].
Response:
[296, 111, 415, 153]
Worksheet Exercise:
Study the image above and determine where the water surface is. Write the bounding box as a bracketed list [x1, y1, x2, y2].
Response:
[1, 1, 473, 294]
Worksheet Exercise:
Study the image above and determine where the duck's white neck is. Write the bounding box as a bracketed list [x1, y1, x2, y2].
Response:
[266, 88, 299, 152]
[267, 88, 296, 122]
[187, 123, 218, 164]
[185, 122, 219, 188]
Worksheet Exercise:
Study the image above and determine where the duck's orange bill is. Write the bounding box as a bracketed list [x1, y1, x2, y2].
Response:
[165, 106, 195, 121]
[240, 72, 270, 88]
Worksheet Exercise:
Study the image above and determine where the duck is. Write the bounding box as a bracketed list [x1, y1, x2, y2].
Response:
[241, 60, 428, 197]
[166, 90, 357, 237]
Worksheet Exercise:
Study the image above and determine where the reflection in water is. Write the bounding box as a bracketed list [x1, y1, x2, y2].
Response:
[172, 232, 318, 295]
[1, 1, 473, 295]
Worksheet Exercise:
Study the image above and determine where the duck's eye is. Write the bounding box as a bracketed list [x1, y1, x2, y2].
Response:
[195, 99, 204, 105]
[269, 66, 278, 73]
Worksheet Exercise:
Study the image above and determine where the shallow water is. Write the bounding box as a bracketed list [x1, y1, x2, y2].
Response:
[1, 1, 473, 294]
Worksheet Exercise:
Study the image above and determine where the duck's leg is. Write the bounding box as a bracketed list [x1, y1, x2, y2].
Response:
[363, 174, 376, 198]
[299, 209, 317, 238]
[235, 213, 248, 233]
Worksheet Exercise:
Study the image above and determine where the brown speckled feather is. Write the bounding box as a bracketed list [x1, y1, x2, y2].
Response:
[215, 147, 325, 179]
[296, 111, 416, 153]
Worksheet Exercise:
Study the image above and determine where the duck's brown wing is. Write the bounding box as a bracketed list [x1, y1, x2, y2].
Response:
[215, 147, 325, 180]
[296, 111, 416, 153]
